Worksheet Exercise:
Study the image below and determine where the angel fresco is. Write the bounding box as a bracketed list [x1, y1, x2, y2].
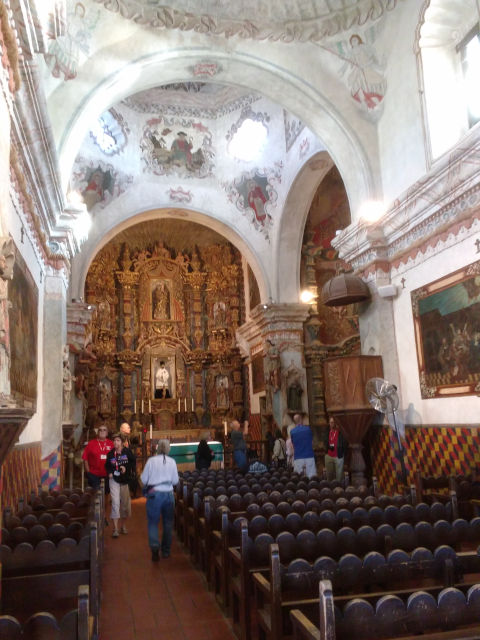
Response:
[44, 3, 100, 81]
[81, 167, 114, 211]
[338, 33, 386, 116]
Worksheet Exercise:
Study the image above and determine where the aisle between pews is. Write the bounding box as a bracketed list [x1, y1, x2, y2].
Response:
[99, 497, 236, 640]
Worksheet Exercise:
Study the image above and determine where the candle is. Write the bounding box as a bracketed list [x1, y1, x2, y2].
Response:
[149, 399, 151, 413]
[224, 420, 227, 436]
[178, 398, 181, 412]
[141, 399, 144, 413]
[184, 398, 187, 412]
[150, 423, 153, 440]
[134, 400, 137, 414]
[191, 398, 194, 412]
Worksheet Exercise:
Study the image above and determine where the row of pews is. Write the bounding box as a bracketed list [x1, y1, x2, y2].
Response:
[0, 486, 105, 640]
[175, 468, 480, 640]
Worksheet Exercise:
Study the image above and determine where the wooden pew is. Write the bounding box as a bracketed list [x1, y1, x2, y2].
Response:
[0, 584, 93, 640]
[254, 542, 480, 639]
[1, 521, 100, 636]
[290, 579, 480, 640]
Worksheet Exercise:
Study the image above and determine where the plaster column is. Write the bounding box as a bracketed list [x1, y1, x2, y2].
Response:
[237, 303, 310, 431]
[359, 282, 401, 389]
[42, 274, 67, 458]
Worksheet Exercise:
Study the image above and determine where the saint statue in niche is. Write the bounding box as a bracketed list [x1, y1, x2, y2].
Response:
[216, 375, 229, 409]
[213, 301, 226, 327]
[98, 378, 112, 414]
[155, 361, 171, 398]
[152, 281, 170, 320]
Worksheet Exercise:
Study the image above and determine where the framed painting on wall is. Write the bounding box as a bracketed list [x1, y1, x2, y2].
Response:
[8, 247, 38, 407]
[412, 259, 480, 398]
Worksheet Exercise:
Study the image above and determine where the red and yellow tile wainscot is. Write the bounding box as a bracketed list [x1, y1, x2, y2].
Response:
[1, 441, 42, 514]
[370, 425, 480, 494]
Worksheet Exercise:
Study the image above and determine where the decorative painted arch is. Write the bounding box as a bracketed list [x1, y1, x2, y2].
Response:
[53, 48, 375, 221]
[70, 205, 270, 304]
[275, 151, 336, 303]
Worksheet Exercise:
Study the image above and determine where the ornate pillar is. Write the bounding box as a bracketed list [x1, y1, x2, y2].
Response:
[237, 303, 310, 431]
[186, 269, 206, 352]
[116, 270, 139, 411]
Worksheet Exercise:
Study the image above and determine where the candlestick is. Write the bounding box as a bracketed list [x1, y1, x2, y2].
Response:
[149, 399, 151, 413]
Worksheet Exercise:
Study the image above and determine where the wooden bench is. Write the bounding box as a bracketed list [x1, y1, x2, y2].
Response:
[290, 579, 480, 640]
[254, 542, 480, 639]
[0, 584, 93, 640]
[1, 521, 101, 636]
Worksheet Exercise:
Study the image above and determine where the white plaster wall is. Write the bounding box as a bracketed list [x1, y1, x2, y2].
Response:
[376, 0, 428, 202]
[389, 225, 480, 425]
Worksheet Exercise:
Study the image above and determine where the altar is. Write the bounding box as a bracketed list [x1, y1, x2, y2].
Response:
[146, 436, 224, 471]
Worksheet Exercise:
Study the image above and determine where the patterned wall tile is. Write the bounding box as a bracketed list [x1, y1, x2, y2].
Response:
[1, 443, 41, 512]
[369, 425, 480, 494]
[41, 445, 62, 491]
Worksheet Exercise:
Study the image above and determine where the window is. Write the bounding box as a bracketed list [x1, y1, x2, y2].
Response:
[459, 26, 480, 128]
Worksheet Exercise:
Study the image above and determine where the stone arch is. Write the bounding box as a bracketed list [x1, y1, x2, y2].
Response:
[275, 151, 335, 303]
[70, 206, 270, 303]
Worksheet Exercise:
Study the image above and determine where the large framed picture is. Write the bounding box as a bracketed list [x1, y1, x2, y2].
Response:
[411, 259, 480, 398]
[9, 246, 38, 407]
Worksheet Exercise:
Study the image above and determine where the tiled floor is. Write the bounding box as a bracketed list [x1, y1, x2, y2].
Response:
[99, 497, 236, 640]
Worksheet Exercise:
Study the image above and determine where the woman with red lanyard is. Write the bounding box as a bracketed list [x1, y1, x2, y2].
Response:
[105, 433, 136, 537]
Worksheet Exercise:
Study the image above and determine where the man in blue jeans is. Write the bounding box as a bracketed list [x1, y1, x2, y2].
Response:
[140, 439, 179, 561]
[290, 413, 317, 478]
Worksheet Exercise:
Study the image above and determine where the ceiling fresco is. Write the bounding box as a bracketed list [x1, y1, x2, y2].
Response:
[91, 0, 400, 42]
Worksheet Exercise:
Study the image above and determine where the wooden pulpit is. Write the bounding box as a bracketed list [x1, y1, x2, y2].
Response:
[323, 355, 383, 486]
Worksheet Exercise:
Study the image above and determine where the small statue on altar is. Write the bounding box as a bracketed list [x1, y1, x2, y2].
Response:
[155, 361, 170, 398]
[152, 282, 170, 320]
[98, 378, 112, 414]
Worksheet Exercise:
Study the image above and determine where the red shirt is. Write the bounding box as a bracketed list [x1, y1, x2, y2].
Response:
[82, 438, 113, 476]
[328, 429, 339, 458]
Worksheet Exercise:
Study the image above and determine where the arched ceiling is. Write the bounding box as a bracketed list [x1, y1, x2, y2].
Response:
[91, 0, 399, 42]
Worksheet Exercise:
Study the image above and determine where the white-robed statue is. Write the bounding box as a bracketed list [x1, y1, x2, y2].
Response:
[155, 362, 170, 398]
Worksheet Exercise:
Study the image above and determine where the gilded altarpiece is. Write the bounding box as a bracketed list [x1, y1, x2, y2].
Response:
[84, 235, 246, 430]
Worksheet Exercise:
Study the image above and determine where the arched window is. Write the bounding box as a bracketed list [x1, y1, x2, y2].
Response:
[418, 0, 479, 161]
